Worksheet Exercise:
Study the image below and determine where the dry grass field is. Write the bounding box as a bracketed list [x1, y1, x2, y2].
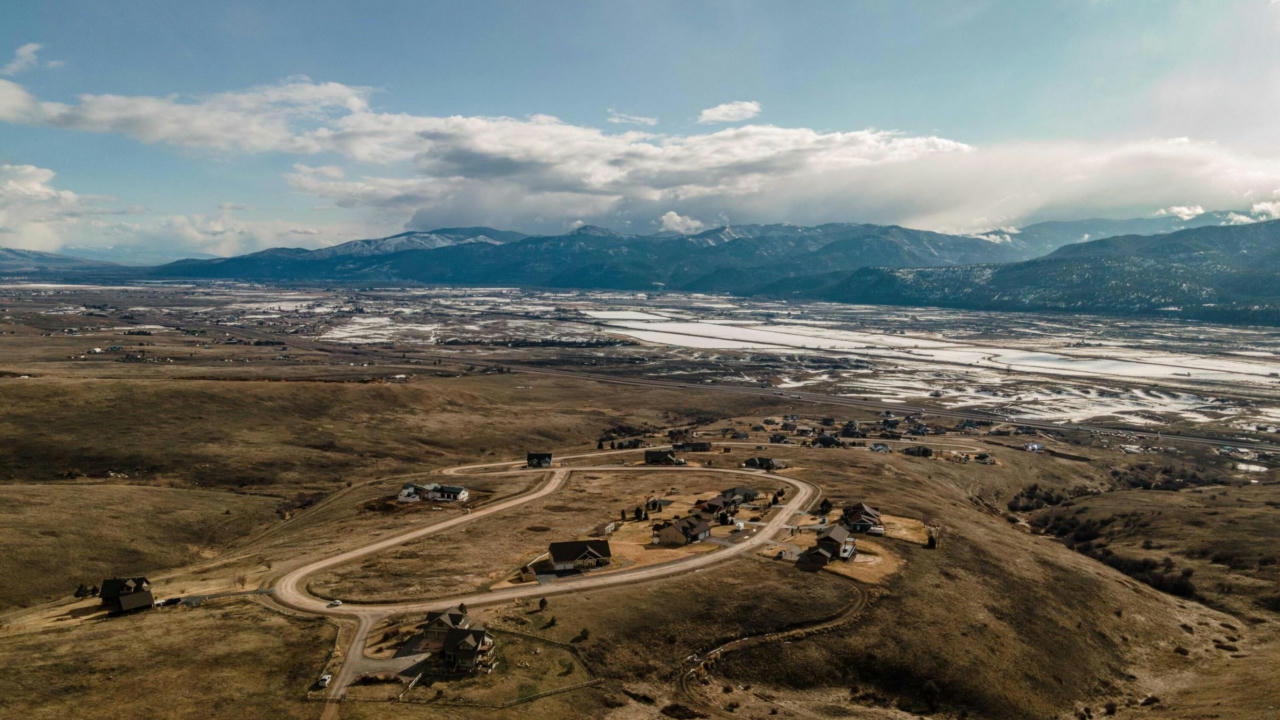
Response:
[2, 289, 1278, 719]
[0, 600, 334, 720]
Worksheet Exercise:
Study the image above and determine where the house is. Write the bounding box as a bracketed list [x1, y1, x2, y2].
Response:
[870, 443, 893, 453]
[807, 524, 857, 563]
[673, 441, 713, 452]
[644, 449, 683, 465]
[780, 422, 797, 431]
[100, 577, 153, 614]
[652, 515, 711, 546]
[768, 434, 790, 444]
[401, 605, 471, 652]
[700, 496, 729, 514]
[721, 487, 759, 504]
[902, 445, 933, 457]
[548, 540, 612, 571]
[399, 606, 495, 673]
[398, 482, 469, 503]
[1023, 442, 1044, 453]
[812, 434, 843, 448]
[839, 503, 882, 533]
[431, 484, 469, 502]
[843, 502, 881, 522]
[743, 457, 786, 471]
[730, 430, 750, 440]
[527, 452, 553, 468]
[442, 627, 495, 672]
[821, 417, 836, 427]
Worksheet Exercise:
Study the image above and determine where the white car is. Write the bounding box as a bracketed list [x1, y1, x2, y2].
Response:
[327, 599, 343, 608]
[317, 674, 332, 689]
[867, 525, 886, 536]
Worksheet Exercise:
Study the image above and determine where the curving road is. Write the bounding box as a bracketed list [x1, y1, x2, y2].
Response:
[266, 448, 819, 715]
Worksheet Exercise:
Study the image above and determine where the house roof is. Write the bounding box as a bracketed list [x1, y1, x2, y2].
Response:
[100, 577, 149, 600]
[425, 604, 469, 629]
[548, 539, 612, 563]
[844, 502, 880, 518]
[818, 524, 851, 544]
[443, 627, 493, 656]
[675, 515, 711, 536]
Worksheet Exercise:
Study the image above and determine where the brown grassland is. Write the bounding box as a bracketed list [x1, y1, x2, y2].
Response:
[1, 290, 1278, 719]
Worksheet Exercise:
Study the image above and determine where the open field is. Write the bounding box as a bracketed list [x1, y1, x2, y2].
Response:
[0, 600, 334, 720]
[0, 483, 277, 611]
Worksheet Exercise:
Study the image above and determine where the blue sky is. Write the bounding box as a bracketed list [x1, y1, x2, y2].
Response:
[3, 0, 1280, 257]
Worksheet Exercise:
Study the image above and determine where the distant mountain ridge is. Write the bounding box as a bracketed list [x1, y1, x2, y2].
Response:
[307, 227, 528, 259]
[142, 222, 1030, 289]
[0, 247, 117, 273]
[5, 211, 1280, 324]
[772, 219, 1280, 324]
[977, 210, 1250, 257]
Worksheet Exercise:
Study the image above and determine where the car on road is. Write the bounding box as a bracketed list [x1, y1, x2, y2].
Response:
[317, 674, 332, 689]
[327, 599, 343, 608]
[866, 525, 886, 536]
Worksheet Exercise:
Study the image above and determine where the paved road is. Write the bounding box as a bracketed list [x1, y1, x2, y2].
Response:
[267, 448, 818, 716]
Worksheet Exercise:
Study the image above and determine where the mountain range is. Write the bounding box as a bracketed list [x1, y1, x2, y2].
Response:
[3, 211, 1279, 324]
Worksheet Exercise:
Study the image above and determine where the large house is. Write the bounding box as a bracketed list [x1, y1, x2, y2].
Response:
[839, 502, 883, 533]
[442, 627, 496, 672]
[100, 577, 153, 613]
[743, 457, 786, 471]
[527, 452, 553, 468]
[548, 540, 612, 572]
[644, 449, 683, 465]
[399, 605, 495, 673]
[803, 524, 857, 566]
[652, 515, 711, 546]
[398, 482, 470, 503]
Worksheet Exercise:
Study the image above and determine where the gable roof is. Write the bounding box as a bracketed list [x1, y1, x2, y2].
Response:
[100, 577, 149, 600]
[425, 604, 469, 629]
[818, 524, 851, 544]
[548, 539, 612, 563]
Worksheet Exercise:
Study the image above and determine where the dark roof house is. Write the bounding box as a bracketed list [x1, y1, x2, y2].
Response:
[549, 540, 612, 571]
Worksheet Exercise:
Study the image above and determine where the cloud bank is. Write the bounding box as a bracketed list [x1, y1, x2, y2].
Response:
[5, 73, 1280, 254]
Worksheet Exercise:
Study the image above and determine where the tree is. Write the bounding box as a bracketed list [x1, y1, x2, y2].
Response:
[539, 597, 548, 612]
[621, 509, 627, 522]
[633, 506, 643, 521]
[597, 439, 604, 450]
[819, 498, 833, 515]
[458, 602, 467, 615]
[642, 510, 649, 520]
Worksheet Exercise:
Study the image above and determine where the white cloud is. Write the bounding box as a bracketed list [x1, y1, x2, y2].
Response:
[1, 43, 44, 76]
[9, 75, 1280, 246]
[1155, 204, 1204, 220]
[658, 211, 706, 234]
[0, 77, 370, 152]
[606, 108, 657, 126]
[1251, 200, 1280, 219]
[696, 100, 761, 124]
[0, 163, 102, 251]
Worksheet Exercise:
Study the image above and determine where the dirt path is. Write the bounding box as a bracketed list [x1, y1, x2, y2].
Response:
[675, 575, 869, 717]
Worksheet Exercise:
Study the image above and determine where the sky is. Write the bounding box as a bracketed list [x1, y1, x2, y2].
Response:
[3, 0, 1280, 258]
